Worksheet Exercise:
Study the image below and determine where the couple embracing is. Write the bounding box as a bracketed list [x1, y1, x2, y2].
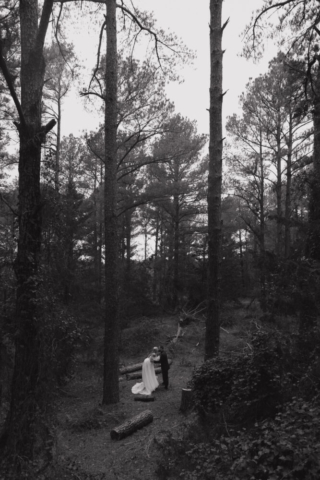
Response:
[131, 346, 169, 396]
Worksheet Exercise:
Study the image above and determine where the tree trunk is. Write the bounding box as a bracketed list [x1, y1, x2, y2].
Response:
[98, 164, 103, 303]
[55, 93, 61, 190]
[103, 0, 119, 405]
[0, 0, 55, 460]
[275, 116, 282, 256]
[152, 211, 160, 301]
[306, 61, 320, 262]
[125, 209, 132, 286]
[110, 410, 153, 440]
[206, 0, 223, 359]
[173, 191, 180, 308]
[284, 113, 293, 258]
[259, 127, 267, 310]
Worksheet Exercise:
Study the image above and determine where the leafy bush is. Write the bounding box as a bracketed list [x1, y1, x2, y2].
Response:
[157, 323, 320, 480]
[156, 398, 320, 480]
[190, 330, 293, 422]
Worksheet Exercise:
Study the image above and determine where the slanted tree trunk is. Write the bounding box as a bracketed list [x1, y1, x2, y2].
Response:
[103, 0, 120, 405]
[0, 0, 55, 460]
[206, 0, 224, 359]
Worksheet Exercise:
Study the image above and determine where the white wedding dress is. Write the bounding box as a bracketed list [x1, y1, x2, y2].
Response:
[131, 356, 159, 395]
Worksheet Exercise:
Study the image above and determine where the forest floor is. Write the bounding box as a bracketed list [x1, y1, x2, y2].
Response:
[53, 302, 253, 480]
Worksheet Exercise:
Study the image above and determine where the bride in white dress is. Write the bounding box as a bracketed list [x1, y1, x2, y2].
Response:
[131, 347, 160, 395]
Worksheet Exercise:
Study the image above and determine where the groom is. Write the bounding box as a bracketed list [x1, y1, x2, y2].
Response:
[157, 345, 170, 389]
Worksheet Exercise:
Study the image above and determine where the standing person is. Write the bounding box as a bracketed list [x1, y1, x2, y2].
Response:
[131, 347, 160, 395]
[158, 345, 170, 389]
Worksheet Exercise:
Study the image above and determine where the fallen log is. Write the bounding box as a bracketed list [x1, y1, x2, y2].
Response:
[119, 362, 143, 375]
[126, 367, 161, 380]
[110, 410, 153, 440]
[126, 359, 173, 380]
[179, 388, 194, 414]
[134, 394, 155, 402]
[120, 358, 172, 375]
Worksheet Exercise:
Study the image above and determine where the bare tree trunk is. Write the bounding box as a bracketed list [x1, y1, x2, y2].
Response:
[275, 116, 282, 256]
[125, 209, 132, 288]
[103, 0, 119, 405]
[284, 113, 293, 258]
[205, 0, 223, 360]
[173, 192, 180, 308]
[152, 211, 160, 301]
[98, 163, 103, 303]
[258, 127, 267, 310]
[306, 61, 320, 262]
[55, 93, 61, 190]
[0, 0, 55, 460]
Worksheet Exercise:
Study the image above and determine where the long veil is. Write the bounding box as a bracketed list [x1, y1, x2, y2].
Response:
[131, 357, 159, 395]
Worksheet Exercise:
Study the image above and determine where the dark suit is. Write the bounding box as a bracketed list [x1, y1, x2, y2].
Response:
[159, 350, 169, 388]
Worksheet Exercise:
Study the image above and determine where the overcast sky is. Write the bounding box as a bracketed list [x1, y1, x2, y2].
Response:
[62, 0, 277, 138]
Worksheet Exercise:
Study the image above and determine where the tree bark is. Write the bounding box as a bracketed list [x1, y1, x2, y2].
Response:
[284, 113, 293, 258]
[173, 190, 180, 308]
[259, 127, 267, 309]
[306, 61, 320, 262]
[206, 0, 223, 359]
[103, 0, 120, 405]
[275, 115, 282, 257]
[0, 0, 55, 460]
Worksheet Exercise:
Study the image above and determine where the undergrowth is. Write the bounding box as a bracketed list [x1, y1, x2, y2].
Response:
[156, 324, 320, 480]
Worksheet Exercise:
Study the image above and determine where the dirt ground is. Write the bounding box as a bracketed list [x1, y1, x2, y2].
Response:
[54, 313, 248, 480]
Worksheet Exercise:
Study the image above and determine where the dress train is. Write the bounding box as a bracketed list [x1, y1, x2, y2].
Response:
[131, 357, 159, 395]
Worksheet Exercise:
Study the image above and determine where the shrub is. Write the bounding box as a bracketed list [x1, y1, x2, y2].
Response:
[228, 397, 320, 480]
[156, 398, 320, 480]
[190, 330, 294, 423]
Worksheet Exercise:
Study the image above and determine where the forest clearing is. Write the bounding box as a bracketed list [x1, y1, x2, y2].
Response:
[1, 0, 320, 478]
[44, 304, 249, 480]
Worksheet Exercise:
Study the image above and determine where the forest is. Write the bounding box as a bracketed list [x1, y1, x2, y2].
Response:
[1, 0, 320, 479]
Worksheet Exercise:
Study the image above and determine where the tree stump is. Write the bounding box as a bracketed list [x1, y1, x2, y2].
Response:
[134, 394, 155, 402]
[179, 388, 194, 414]
[110, 410, 153, 440]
